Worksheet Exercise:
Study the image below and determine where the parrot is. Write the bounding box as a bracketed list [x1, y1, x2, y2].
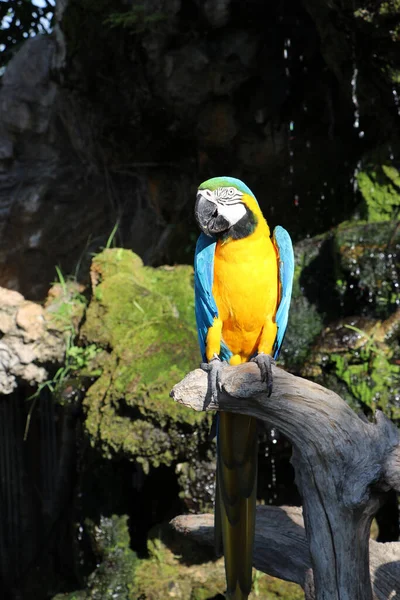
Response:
[194, 176, 294, 600]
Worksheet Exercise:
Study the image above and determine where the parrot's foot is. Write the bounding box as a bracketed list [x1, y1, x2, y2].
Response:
[251, 352, 275, 396]
[201, 354, 227, 404]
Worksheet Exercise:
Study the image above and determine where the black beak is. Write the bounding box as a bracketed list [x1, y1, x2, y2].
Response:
[195, 193, 230, 236]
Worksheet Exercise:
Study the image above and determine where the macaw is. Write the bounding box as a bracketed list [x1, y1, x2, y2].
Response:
[194, 176, 294, 600]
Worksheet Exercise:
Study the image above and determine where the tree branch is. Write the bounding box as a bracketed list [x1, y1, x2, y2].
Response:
[171, 505, 400, 600]
[171, 364, 400, 600]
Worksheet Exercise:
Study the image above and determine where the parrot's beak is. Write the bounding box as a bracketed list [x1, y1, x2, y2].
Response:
[195, 191, 230, 236]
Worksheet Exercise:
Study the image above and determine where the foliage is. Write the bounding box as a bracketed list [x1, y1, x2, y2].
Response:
[0, 0, 54, 69]
[23, 267, 100, 440]
[105, 5, 167, 34]
[355, 145, 400, 222]
[357, 165, 400, 222]
[30, 266, 101, 403]
[53, 517, 303, 600]
[132, 528, 303, 600]
[331, 323, 400, 420]
[28, 338, 100, 401]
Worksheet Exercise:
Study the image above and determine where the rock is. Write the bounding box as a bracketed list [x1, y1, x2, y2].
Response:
[195, 0, 232, 29]
[197, 101, 238, 148]
[302, 312, 400, 419]
[0, 283, 85, 394]
[52, 515, 138, 600]
[54, 514, 303, 599]
[357, 147, 400, 222]
[81, 249, 212, 476]
[6, 0, 399, 300]
[16, 302, 45, 341]
[283, 219, 400, 421]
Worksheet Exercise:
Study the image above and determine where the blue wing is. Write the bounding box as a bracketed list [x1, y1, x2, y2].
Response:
[194, 233, 232, 362]
[272, 226, 295, 359]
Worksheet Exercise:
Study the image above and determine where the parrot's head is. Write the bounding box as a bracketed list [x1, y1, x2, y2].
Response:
[195, 176, 262, 240]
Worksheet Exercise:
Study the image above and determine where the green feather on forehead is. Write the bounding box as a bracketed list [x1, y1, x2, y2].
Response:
[198, 176, 258, 202]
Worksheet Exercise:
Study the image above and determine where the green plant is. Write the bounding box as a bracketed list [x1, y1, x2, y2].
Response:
[105, 221, 119, 249]
[343, 324, 386, 358]
[33, 336, 101, 397]
[24, 337, 101, 440]
[329, 323, 400, 419]
[105, 5, 167, 34]
[55, 264, 67, 293]
[24, 266, 100, 440]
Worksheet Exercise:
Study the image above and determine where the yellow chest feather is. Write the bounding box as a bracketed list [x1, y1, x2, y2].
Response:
[213, 228, 279, 359]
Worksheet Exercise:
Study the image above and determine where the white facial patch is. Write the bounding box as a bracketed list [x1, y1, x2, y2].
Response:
[217, 201, 246, 226]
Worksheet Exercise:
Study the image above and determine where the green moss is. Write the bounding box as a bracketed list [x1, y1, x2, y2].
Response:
[330, 337, 400, 421]
[303, 315, 400, 422]
[54, 518, 304, 600]
[356, 151, 400, 222]
[132, 528, 304, 600]
[52, 515, 138, 600]
[335, 221, 400, 317]
[81, 249, 210, 471]
[253, 573, 304, 599]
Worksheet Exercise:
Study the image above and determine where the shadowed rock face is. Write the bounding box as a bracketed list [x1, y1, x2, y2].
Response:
[7, 0, 400, 299]
[0, 34, 115, 300]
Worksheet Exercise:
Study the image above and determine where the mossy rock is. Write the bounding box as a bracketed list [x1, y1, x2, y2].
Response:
[52, 514, 138, 600]
[282, 221, 400, 423]
[53, 516, 304, 600]
[133, 528, 304, 599]
[302, 313, 400, 420]
[80, 249, 211, 472]
[356, 146, 400, 222]
[335, 220, 400, 317]
[280, 234, 326, 370]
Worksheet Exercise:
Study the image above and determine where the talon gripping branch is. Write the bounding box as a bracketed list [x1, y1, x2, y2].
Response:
[194, 176, 294, 600]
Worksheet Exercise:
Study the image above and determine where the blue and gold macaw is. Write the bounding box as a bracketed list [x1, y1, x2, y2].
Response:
[194, 176, 294, 600]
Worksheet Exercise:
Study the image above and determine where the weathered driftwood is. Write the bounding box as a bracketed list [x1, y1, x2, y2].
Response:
[171, 505, 400, 600]
[170, 364, 400, 600]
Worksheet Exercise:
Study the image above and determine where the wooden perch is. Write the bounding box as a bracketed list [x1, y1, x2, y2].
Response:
[170, 364, 400, 600]
[171, 505, 400, 600]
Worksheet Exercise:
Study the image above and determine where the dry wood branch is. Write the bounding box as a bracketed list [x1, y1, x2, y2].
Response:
[171, 506, 400, 600]
[171, 364, 400, 600]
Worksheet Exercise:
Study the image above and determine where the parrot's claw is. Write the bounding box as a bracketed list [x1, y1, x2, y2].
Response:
[251, 352, 275, 396]
[201, 355, 227, 403]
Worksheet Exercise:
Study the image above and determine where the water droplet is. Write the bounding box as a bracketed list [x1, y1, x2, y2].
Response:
[392, 88, 400, 115]
[351, 65, 360, 130]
